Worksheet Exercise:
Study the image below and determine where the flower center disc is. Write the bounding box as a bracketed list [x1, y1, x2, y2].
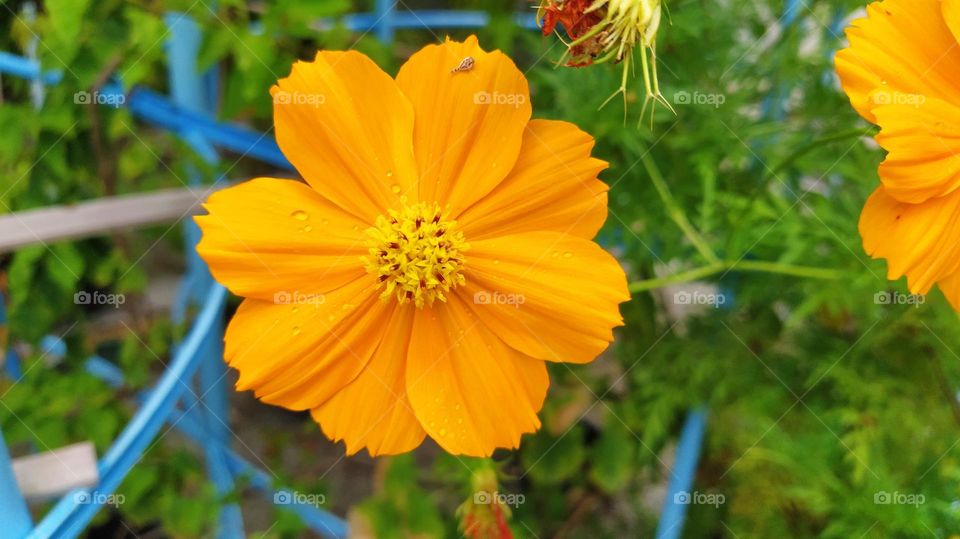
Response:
[363, 200, 468, 308]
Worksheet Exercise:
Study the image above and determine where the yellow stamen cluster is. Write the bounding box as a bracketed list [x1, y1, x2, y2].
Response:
[363, 200, 468, 308]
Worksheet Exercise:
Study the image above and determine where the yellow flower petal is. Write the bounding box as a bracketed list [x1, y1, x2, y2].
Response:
[311, 307, 426, 457]
[835, 0, 960, 123]
[196, 178, 367, 300]
[873, 98, 960, 203]
[199, 37, 630, 457]
[272, 51, 419, 222]
[406, 296, 548, 456]
[460, 232, 629, 364]
[943, 0, 960, 51]
[225, 277, 392, 411]
[935, 269, 960, 311]
[859, 186, 960, 294]
[395, 36, 531, 217]
[458, 119, 609, 240]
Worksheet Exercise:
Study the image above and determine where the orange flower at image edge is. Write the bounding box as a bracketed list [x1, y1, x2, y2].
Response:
[836, 0, 960, 309]
[195, 36, 629, 457]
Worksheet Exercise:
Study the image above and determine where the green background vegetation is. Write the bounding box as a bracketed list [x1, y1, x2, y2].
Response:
[1, 0, 957, 537]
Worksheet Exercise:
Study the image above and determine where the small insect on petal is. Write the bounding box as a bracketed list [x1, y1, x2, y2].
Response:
[451, 57, 475, 74]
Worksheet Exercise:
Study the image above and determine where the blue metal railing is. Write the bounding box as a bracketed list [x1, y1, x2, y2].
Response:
[0, 2, 715, 538]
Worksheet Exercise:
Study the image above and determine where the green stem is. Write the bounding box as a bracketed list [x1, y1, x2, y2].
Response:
[763, 127, 875, 182]
[640, 153, 721, 265]
[629, 263, 726, 293]
[731, 260, 845, 280]
[628, 260, 845, 294]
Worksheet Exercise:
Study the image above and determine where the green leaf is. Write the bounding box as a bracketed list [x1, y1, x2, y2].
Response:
[45, 242, 85, 294]
[589, 420, 636, 493]
[521, 426, 586, 486]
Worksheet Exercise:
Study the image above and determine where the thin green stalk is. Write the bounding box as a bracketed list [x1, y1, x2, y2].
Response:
[628, 260, 845, 294]
[763, 127, 876, 182]
[628, 262, 726, 293]
[731, 260, 845, 280]
[639, 153, 721, 265]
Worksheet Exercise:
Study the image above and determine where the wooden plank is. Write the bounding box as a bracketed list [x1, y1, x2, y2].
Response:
[11, 441, 99, 500]
[0, 185, 224, 254]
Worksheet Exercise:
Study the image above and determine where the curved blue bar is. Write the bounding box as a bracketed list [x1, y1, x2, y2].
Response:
[148, 388, 350, 538]
[166, 12, 246, 535]
[317, 10, 538, 32]
[226, 452, 349, 539]
[39, 335, 66, 362]
[29, 285, 227, 539]
[656, 409, 708, 539]
[0, 51, 62, 84]
[126, 87, 292, 170]
[0, 430, 32, 538]
[0, 290, 18, 380]
[84, 356, 124, 389]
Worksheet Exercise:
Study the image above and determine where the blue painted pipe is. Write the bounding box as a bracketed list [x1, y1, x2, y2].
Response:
[0, 51, 62, 84]
[0, 430, 32, 537]
[148, 389, 349, 538]
[0, 290, 19, 381]
[80, 350, 350, 538]
[656, 409, 708, 539]
[165, 12, 244, 537]
[29, 285, 227, 538]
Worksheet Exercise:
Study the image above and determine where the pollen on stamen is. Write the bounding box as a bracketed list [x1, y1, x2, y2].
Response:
[362, 199, 468, 308]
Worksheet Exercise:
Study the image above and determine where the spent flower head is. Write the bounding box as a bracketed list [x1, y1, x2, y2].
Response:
[538, 0, 673, 125]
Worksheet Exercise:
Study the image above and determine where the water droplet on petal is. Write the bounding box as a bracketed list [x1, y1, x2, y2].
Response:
[303, 225, 313, 232]
[563, 251, 572, 258]
[291, 210, 309, 221]
[391, 184, 401, 194]
[292, 326, 301, 336]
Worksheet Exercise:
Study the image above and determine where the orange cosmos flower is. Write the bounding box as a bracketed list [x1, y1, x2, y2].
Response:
[836, 0, 960, 310]
[195, 36, 629, 457]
